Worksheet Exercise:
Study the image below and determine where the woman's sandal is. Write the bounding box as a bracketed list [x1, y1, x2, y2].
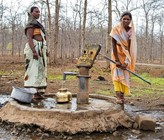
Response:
[116, 99, 124, 104]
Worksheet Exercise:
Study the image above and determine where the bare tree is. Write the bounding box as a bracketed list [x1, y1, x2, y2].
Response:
[1, 0, 164, 65]
[112, 0, 140, 19]
[157, 13, 164, 64]
[45, 0, 52, 64]
[105, 0, 112, 67]
[53, 0, 60, 63]
[0, 0, 7, 55]
[6, 1, 22, 56]
[140, 0, 163, 62]
[81, 0, 87, 53]
[72, 0, 83, 56]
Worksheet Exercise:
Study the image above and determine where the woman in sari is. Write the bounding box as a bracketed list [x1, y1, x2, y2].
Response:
[24, 6, 48, 99]
[110, 12, 137, 104]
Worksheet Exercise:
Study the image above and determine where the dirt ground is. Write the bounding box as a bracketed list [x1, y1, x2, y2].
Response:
[0, 55, 164, 111]
[0, 55, 164, 139]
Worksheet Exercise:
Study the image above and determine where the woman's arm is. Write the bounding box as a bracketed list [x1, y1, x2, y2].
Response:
[112, 37, 121, 67]
[26, 28, 38, 60]
[112, 38, 119, 61]
[128, 39, 131, 54]
[26, 28, 35, 52]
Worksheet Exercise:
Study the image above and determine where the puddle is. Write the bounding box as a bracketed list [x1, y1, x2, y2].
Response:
[17, 97, 114, 112]
[125, 104, 164, 120]
[0, 95, 11, 104]
[0, 95, 12, 108]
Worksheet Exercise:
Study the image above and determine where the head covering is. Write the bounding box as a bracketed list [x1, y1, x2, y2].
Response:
[24, 8, 45, 35]
[129, 20, 137, 71]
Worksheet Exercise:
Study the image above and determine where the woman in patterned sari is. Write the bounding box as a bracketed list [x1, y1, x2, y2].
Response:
[110, 12, 137, 104]
[24, 6, 48, 99]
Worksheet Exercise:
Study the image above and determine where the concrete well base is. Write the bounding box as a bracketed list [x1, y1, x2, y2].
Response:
[0, 95, 133, 134]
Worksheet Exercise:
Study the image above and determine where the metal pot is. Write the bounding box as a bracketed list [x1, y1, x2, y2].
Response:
[11, 87, 37, 103]
[55, 88, 72, 103]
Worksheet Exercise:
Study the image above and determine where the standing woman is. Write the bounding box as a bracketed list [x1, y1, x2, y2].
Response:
[110, 12, 137, 104]
[24, 6, 48, 99]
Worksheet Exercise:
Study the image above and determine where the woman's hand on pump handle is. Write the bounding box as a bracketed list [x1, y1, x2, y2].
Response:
[116, 60, 128, 70]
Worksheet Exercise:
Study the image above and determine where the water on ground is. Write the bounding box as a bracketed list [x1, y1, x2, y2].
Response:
[0, 95, 163, 140]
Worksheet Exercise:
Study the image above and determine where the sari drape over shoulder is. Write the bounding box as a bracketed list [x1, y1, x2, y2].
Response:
[110, 21, 137, 95]
[24, 14, 47, 93]
[25, 13, 45, 35]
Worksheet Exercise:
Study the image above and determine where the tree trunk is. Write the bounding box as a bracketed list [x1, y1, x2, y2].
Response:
[150, 16, 154, 63]
[106, 0, 112, 68]
[11, 24, 15, 56]
[160, 31, 163, 64]
[53, 0, 60, 63]
[81, 0, 87, 53]
[46, 0, 52, 64]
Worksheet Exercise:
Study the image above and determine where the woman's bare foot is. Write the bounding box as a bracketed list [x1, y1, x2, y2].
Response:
[33, 93, 45, 99]
[116, 92, 125, 104]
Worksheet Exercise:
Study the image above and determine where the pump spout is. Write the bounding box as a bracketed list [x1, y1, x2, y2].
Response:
[63, 72, 78, 80]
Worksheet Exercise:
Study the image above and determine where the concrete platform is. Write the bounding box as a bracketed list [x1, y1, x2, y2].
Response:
[0, 94, 133, 134]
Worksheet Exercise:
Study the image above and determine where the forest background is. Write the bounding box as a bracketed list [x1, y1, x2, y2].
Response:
[0, 0, 164, 64]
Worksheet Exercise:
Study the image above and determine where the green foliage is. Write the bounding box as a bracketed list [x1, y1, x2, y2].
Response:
[130, 73, 164, 97]
[0, 70, 22, 76]
[131, 87, 154, 96]
[94, 73, 164, 98]
[0, 71, 10, 75]
[47, 74, 77, 80]
[131, 73, 164, 86]
[64, 75, 77, 80]
[149, 77, 164, 85]
[95, 89, 114, 96]
[47, 74, 62, 80]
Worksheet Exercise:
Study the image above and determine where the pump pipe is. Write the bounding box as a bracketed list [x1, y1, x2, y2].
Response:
[63, 72, 78, 80]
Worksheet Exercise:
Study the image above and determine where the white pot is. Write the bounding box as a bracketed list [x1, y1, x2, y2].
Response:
[11, 87, 37, 103]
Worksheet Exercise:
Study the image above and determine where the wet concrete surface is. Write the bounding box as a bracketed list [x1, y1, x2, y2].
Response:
[0, 94, 115, 111]
[26, 97, 115, 111]
[0, 95, 164, 140]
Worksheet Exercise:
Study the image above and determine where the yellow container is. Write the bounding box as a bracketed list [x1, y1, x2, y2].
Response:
[55, 88, 72, 103]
